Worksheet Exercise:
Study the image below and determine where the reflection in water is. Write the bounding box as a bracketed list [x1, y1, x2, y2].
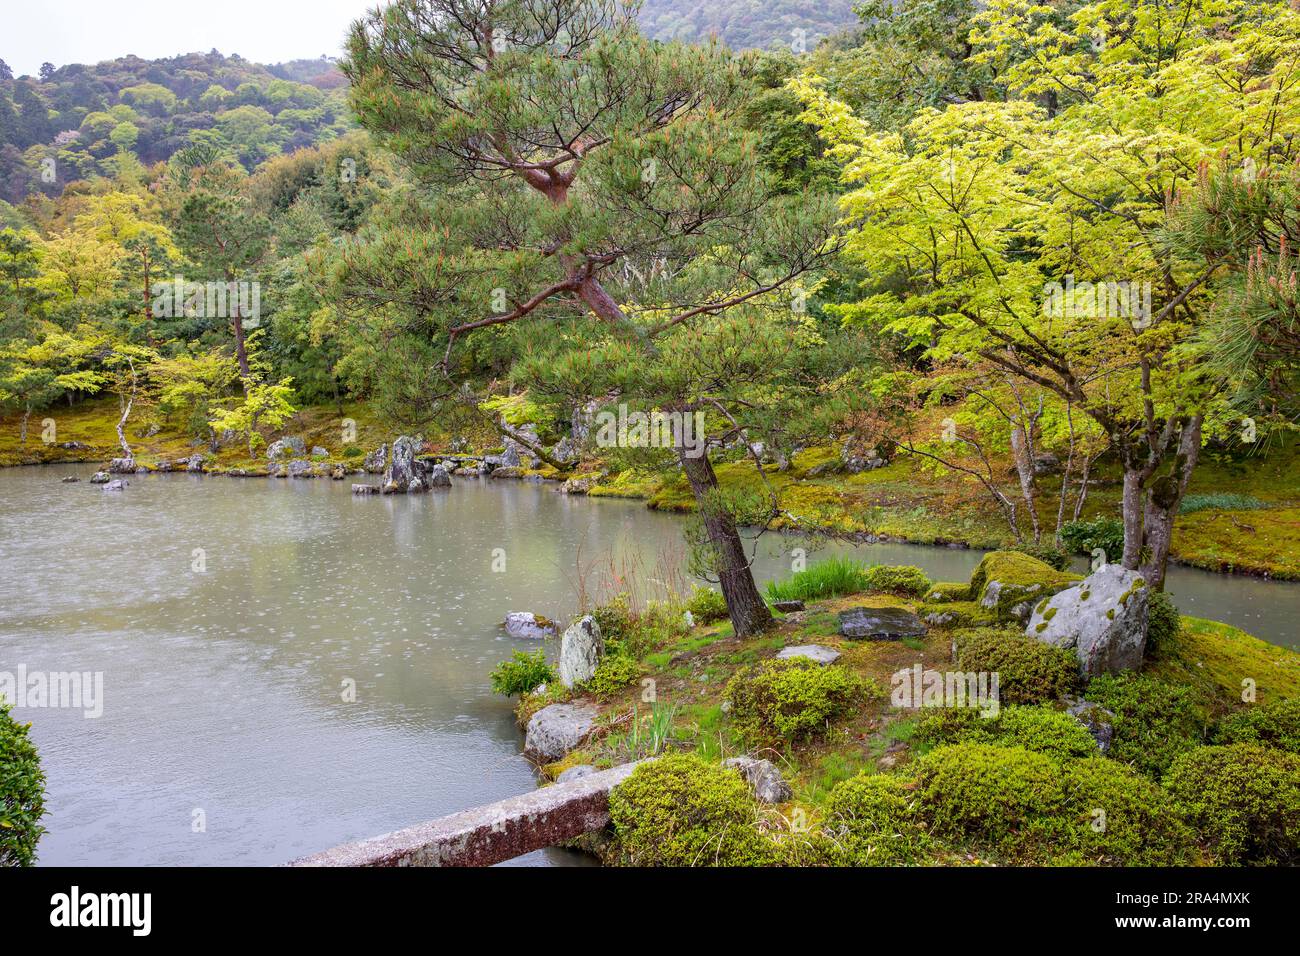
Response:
[0, 464, 1295, 865]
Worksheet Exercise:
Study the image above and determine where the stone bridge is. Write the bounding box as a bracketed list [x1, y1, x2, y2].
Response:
[290, 762, 642, 867]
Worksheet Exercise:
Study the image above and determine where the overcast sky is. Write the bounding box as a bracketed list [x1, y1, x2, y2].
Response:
[2, 0, 379, 77]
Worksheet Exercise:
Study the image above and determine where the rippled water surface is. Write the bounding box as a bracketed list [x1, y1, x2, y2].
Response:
[0, 463, 1296, 865]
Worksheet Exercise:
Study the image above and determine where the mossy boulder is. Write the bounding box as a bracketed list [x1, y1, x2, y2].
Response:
[918, 599, 995, 629]
[969, 551, 1081, 623]
[924, 581, 971, 603]
[1027, 565, 1150, 678]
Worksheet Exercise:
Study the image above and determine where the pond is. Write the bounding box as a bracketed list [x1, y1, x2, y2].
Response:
[1, 464, 1296, 865]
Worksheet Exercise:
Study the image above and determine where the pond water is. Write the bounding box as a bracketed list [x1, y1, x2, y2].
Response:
[1, 464, 1296, 865]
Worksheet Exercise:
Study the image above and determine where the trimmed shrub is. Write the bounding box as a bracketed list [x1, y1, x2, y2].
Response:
[489, 649, 554, 697]
[1060, 516, 1125, 558]
[686, 586, 729, 625]
[0, 701, 46, 866]
[725, 658, 875, 749]
[916, 743, 1065, 858]
[916, 705, 1096, 762]
[1059, 758, 1195, 865]
[954, 628, 1079, 705]
[861, 564, 931, 597]
[1145, 590, 1181, 658]
[1164, 744, 1300, 865]
[1084, 673, 1203, 777]
[608, 754, 775, 866]
[584, 655, 642, 698]
[1215, 698, 1300, 754]
[823, 773, 932, 865]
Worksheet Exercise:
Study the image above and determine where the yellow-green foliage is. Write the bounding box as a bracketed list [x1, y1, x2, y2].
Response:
[1164, 744, 1300, 866]
[686, 586, 729, 625]
[725, 658, 877, 749]
[583, 655, 642, 698]
[1215, 698, 1300, 754]
[953, 628, 1079, 705]
[822, 772, 932, 865]
[1057, 758, 1195, 866]
[0, 701, 46, 866]
[924, 581, 971, 602]
[587, 469, 663, 499]
[1083, 673, 1205, 778]
[916, 705, 1097, 762]
[862, 564, 931, 597]
[916, 600, 994, 629]
[607, 754, 775, 866]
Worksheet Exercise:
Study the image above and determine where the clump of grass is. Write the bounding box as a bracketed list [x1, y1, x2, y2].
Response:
[765, 556, 868, 602]
[1179, 493, 1269, 514]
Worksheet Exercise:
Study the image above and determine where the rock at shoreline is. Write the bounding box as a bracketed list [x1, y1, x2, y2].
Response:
[331, 464, 347, 480]
[560, 474, 593, 495]
[555, 764, 598, 784]
[286, 459, 314, 479]
[558, 615, 603, 688]
[267, 435, 306, 460]
[723, 756, 792, 804]
[426, 463, 452, 488]
[185, 454, 205, 473]
[504, 612, 556, 640]
[109, 457, 135, 474]
[1027, 564, 1150, 677]
[352, 483, 379, 495]
[524, 703, 598, 761]
[102, 478, 128, 492]
[61, 476, 80, 483]
[490, 466, 524, 479]
[839, 606, 927, 641]
[776, 644, 841, 665]
[363, 443, 387, 474]
[89, 471, 110, 484]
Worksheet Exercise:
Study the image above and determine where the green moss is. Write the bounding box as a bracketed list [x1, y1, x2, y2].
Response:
[587, 468, 663, 499]
[917, 600, 995, 629]
[861, 564, 931, 597]
[1059, 758, 1195, 866]
[926, 581, 972, 603]
[968, 551, 1081, 621]
[1146, 616, 1300, 713]
[916, 705, 1097, 762]
[1164, 744, 1300, 865]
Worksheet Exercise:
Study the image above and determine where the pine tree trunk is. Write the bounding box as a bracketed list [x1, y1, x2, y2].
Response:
[677, 447, 773, 638]
[1138, 417, 1202, 590]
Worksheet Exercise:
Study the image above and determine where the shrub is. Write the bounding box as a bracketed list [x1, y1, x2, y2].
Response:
[1145, 590, 1181, 658]
[823, 773, 932, 865]
[1060, 516, 1125, 558]
[1215, 698, 1300, 754]
[1059, 758, 1195, 865]
[686, 586, 729, 625]
[608, 754, 775, 866]
[584, 655, 642, 698]
[1084, 673, 1203, 777]
[1164, 744, 1300, 865]
[916, 705, 1096, 762]
[342, 445, 364, 458]
[917, 743, 1066, 858]
[1178, 493, 1268, 515]
[0, 701, 46, 866]
[590, 593, 633, 645]
[765, 556, 867, 603]
[489, 649, 555, 697]
[861, 564, 931, 597]
[954, 628, 1079, 705]
[725, 658, 874, 748]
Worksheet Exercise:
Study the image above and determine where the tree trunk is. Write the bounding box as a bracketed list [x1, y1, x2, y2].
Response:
[1138, 416, 1202, 590]
[1120, 463, 1145, 570]
[1009, 421, 1042, 543]
[677, 446, 773, 638]
[228, 270, 252, 387]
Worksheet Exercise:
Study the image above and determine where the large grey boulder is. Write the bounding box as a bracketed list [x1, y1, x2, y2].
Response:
[267, 435, 306, 460]
[524, 703, 598, 761]
[102, 478, 128, 492]
[426, 463, 452, 488]
[504, 612, 557, 640]
[1026, 565, 1150, 677]
[776, 645, 841, 666]
[286, 459, 314, 479]
[363, 443, 388, 474]
[89, 471, 110, 484]
[839, 606, 927, 641]
[383, 435, 421, 493]
[185, 454, 205, 473]
[109, 457, 135, 474]
[555, 764, 598, 784]
[723, 756, 793, 804]
[558, 615, 604, 688]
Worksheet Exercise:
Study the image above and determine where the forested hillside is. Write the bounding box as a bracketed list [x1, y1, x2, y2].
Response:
[0, 53, 351, 203]
[638, 0, 859, 49]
